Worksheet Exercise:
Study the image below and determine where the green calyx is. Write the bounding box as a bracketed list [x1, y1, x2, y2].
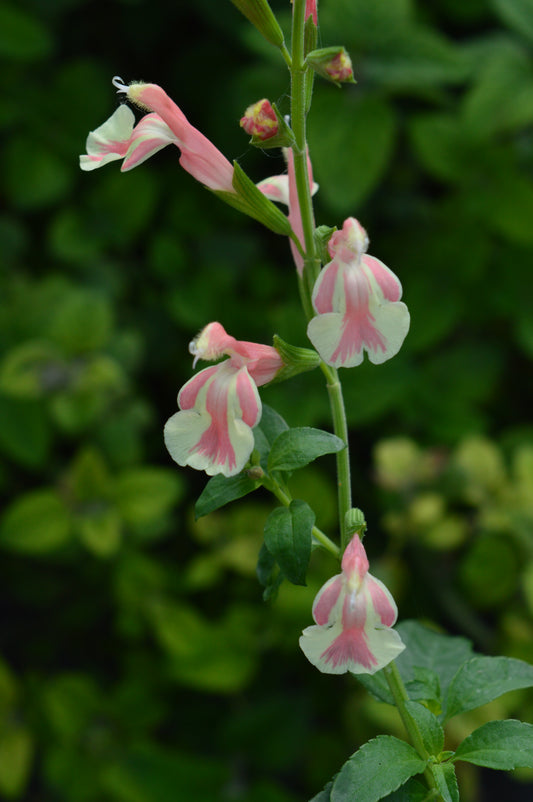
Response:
[270, 335, 321, 383]
[230, 0, 285, 48]
[345, 507, 367, 539]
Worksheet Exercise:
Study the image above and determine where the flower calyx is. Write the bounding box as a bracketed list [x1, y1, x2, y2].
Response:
[306, 47, 356, 87]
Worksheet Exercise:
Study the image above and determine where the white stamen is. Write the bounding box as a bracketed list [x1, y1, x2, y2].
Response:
[112, 76, 128, 94]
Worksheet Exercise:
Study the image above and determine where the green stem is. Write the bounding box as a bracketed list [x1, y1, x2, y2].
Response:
[320, 361, 352, 550]
[290, 0, 352, 548]
[263, 475, 340, 558]
[290, 0, 320, 304]
[383, 662, 443, 800]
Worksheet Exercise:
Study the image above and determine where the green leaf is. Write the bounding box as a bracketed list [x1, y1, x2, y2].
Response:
[0, 489, 71, 553]
[0, 341, 65, 398]
[405, 701, 444, 756]
[308, 93, 396, 214]
[268, 427, 345, 473]
[444, 655, 533, 721]
[491, 0, 533, 44]
[253, 404, 289, 466]
[0, 395, 51, 468]
[46, 289, 113, 355]
[358, 621, 473, 708]
[263, 500, 314, 585]
[310, 782, 333, 802]
[195, 473, 262, 519]
[3, 138, 72, 209]
[115, 467, 183, 528]
[453, 719, 533, 769]
[331, 736, 427, 802]
[0, 3, 53, 60]
[379, 778, 428, 801]
[75, 508, 122, 558]
[430, 762, 459, 802]
[0, 723, 34, 798]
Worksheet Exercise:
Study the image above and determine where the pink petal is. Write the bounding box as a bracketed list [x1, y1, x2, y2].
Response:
[341, 535, 369, 579]
[80, 105, 135, 171]
[312, 574, 343, 625]
[366, 576, 398, 627]
[363, 255, 403, 302]
[127, 83, 235, 192]
[121, 113, 177, 171]
[177, 365, 219, 410]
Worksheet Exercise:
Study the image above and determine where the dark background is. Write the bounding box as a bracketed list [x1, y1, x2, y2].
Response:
[1, 0, 533, 799]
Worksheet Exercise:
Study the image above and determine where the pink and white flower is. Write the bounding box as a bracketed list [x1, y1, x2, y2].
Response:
[164, 323, 283, 477]
[307, 217, 410, 368]
[80, 80, 235, 192]
[257, 148, 318, 275]
[299, 534, 404, 675]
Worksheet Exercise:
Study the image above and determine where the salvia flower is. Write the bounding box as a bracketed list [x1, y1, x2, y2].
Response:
[240, 98, 278, 141]
[305, 0, 318, 25]
[164, 323, 283, 477]
[299, 534, 405, 674]
[307, 217, 410, 368]
[257, 148, 318, 275]
[80, 79, 235, 192]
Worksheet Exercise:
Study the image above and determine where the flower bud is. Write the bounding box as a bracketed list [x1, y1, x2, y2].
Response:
[240, 99, 278, 141]
[345, 508, 367, 539]
[306, 46, 356, 87]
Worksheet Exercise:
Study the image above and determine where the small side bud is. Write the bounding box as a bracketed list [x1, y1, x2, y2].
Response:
[306, 47, 356, 87]
[230, 0, 285, 49]
[240, 100, 295, 149]
[314, 225, 337, 265]
[270, 335, 321, 383]
[240, 99, 278, 140]
[345, 508, 367, 539]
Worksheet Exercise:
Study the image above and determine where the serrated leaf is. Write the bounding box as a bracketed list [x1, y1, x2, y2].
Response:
[195, 472, 261, 519]
[359, 621, 473, 708]
[444, 655, 533, 721]
[405, 701, 444, 756]
[430, 762, 459, 802]
[310, 781, 333, 802]
[379, 778, 428, 801]
[263, 500, 314, 585]
[454, 719, 533, 769]
[268, 427, 345, 472]
[331, 736, 427, 802]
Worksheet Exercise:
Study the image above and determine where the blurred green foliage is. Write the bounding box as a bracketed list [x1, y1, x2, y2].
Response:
[1, 0, 533, 799]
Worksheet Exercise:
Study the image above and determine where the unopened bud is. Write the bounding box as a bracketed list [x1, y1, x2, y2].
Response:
[345, 508, 367, 538]
[306, 47, 356, 87]
[240, 99, 278, 141]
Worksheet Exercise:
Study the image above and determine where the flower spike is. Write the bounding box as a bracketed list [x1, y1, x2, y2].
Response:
[164, 323, 283, 477]
[299, 534, 405, 674]
[307, 218, 410, 367]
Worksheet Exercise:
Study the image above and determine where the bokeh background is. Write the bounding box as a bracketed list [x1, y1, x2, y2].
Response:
[1, 0, 533, 799]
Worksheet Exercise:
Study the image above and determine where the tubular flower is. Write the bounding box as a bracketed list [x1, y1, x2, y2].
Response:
[257, 148, 318, 275]
[164, 323, 283, 477]
[299, 534, 405, 675]
[80, 79, 235, 192]
[307, 218, 410, 368]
